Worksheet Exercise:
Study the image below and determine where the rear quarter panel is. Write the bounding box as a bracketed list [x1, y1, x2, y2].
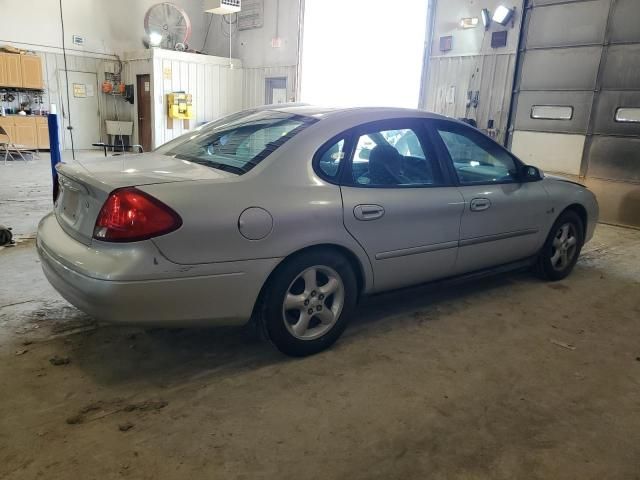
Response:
[142, 177, 354, 264]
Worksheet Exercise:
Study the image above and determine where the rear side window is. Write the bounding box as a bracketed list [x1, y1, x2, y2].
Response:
[435, 123, 519, 185]
[317, 139, 346, 179]
[156, 110, 316, 175]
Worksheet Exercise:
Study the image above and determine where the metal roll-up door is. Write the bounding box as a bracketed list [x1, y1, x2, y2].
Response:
[508, 0, 640, 227]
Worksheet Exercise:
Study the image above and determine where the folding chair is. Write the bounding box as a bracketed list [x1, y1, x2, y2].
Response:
[0, 125, 31, 165]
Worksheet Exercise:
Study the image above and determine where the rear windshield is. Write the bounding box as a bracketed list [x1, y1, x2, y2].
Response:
[155, 110, 316, 175]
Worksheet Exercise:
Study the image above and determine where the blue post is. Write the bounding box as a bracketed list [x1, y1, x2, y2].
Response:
[48, 113, 62, 203]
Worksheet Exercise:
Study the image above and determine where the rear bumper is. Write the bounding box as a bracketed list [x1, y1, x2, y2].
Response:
[37, 213, 280, 326]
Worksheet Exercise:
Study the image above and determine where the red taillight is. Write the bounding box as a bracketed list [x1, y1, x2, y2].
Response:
[93, 188, 182, 242]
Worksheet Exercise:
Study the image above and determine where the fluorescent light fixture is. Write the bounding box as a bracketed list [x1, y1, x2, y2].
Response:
[149, 32, 163, 47]
[481, 8, 491, 30]
[493, 5, 515, 26]
[460, 17, 479, 29]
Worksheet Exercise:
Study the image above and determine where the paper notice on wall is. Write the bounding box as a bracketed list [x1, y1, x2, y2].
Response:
[163, 67, 172, 79]
[86, 84, 95, 97]
[73, 83, 87, 98]
[144, 81, 150, 92]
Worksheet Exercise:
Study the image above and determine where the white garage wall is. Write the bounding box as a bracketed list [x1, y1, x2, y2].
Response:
[422, 0, 524, 143]
[149, 49, 243, 148]
[204, 0, 302, 109]
[5, 50, 134, 149]
[0, 0, 207, 57]
[0, 0, 211, 151]
[243, 65, 298, 108]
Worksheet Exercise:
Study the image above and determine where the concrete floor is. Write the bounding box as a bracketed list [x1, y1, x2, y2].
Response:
[1, 156, 640, 479]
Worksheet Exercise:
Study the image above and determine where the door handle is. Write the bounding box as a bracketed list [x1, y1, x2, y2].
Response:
[354, 204, 385, 221]
[470, 198, 491, 212]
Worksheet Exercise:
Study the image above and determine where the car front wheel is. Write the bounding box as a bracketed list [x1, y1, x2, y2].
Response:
[260, 250, 358, 357]
[536, 210, 584, 281]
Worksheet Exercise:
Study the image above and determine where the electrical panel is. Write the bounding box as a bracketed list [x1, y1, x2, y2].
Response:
[204, 0, 241, 15]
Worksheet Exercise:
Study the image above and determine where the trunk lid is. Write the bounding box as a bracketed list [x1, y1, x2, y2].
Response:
[54, 152, 234, 245]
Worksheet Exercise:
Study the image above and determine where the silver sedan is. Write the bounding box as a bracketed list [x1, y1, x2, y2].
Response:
[37, 106, 598, 356]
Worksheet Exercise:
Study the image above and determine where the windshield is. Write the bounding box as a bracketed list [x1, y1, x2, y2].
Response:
[155, 110, 316, 175]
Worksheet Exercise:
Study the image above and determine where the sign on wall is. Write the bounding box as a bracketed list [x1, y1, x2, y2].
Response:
[72, 83, 87, 98]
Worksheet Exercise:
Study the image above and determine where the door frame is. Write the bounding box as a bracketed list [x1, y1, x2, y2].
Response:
[136, 74, 152, 153]
[265, 76, 288, 105]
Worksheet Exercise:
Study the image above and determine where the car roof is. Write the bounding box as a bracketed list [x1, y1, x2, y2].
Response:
[255, 103, 452, 122]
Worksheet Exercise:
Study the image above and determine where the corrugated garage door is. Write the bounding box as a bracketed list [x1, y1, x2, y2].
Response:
[508, 0, 640, 228]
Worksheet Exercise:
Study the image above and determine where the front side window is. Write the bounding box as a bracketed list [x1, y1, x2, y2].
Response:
[435, 123, 519, 185]
[350, 127, 441, 186]
[156, 110, 315, 175]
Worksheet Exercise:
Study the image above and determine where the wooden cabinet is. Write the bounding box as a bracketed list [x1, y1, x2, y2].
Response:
[0, 117, 16, 144]
[36, 117, 50, 149]
[0, 116, 48, 149]
[20, 55, 43, 89]
[14, 116, 37, 147]
[0, 53, 22, 88]
[0, 53, 43, 89]
[0, 55, 6, 86]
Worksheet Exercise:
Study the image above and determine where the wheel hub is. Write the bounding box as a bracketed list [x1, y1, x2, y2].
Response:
[550, 222, 578, 271]
[282, 265, 345, 341]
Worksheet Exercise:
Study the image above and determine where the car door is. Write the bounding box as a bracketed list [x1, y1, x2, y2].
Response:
[430, 120, 551, 274]
[336, 119, 465, 292]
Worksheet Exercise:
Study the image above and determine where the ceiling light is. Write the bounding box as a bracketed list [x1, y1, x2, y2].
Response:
[149, 32, 163, 47]
[493, 5, 515, 26]
[460, 17, 479, 29]
[481, 8, 491, 30]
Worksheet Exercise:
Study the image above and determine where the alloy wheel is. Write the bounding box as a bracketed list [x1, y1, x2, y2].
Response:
[282, 265, 345, 340]
[550, 223, 578, 271]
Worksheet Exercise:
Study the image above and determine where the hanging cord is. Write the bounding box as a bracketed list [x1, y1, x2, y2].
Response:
[275, 0, 280, 40]
[201, 13, 214, 52]
[222, 13, 238, 67]
[58, 0, 75, 160]
[221, 13, 238, 37]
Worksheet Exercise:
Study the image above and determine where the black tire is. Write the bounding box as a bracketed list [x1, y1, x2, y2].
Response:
[536, 210, 584, 281]
[259, 249, 358, 357]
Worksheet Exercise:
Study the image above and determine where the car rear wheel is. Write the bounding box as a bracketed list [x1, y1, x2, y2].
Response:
[536, 210, 584, 281]
[260, 250, 357, 357]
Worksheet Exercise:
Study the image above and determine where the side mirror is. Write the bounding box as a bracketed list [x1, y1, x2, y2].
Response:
[520, 165, 543, 182]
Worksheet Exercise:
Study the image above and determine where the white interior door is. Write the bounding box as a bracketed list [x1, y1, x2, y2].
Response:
[59, 71, 100, 150]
